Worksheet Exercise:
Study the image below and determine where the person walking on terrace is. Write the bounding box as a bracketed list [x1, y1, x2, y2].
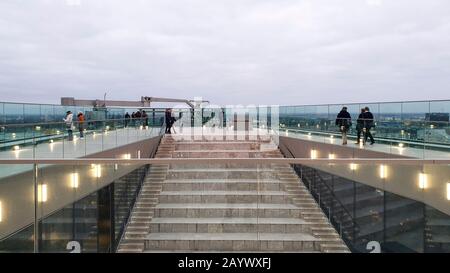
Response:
[335, 107, 352, 145]
[362, 106, 375, 145]
[142, 110, 149, 128]
[355, 108, 365, 144]
[165, 108, 172, 134]
[131, 112, 136, 127]
[170, 110, 177, 134]
[124, 112, 130, 128]
[135, 110, 142, 127]
[77, 111, 85, 139]
[63, 111, 74, 141]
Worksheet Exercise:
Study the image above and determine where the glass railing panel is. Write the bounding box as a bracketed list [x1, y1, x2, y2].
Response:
[0, 119, 163, 159]
[275, 101, 449, 159]
[424, 205, 450, 253]
[378, 102, 403, 141]
[0, 161, 149, 253]
[294, 160, 450, 253]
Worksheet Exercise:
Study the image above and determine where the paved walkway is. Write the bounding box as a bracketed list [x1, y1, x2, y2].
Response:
[279, 129, 450, 159]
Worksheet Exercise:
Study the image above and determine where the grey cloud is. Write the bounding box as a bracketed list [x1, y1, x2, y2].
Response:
[0, 0, 449, 105]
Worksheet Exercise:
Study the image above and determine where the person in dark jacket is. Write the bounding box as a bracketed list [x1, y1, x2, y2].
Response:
[142, 110, 149, 127]
[362, 107, 375, 145]
[77, 111, 85, 139]
[165, 108, 172, 134]
[335, 107, 352, 145]
[124, 112, 131, 128]
[135, 110, 142, 127]
[355, 108, 365, 144]
[170, 112, 177, 134]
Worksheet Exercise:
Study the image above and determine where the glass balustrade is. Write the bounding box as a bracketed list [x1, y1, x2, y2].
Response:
[2, 100, 449, 159]
[275, 100, 450, 158]
[293, 160, 450, 253]
[0, 118, 163, 159]
[0, 161, 150, 253]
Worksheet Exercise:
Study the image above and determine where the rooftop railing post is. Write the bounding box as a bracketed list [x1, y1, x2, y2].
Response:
[33, 163, 39, 253]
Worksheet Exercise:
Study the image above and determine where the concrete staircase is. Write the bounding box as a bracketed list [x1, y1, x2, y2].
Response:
[117, 134, 350, 253]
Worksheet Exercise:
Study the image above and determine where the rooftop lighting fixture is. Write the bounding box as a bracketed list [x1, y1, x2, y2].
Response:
[447, 183, 450, 201]
[310, 149, 318, 159]
[70, 173, 79, 189]
[38, 184, 48, 203]
[419, 173, 428, 189]
[13, 145, 20, 151]
[91, 165, 102, 178]
[379, 165, 388, 179]
[350, 163, 358, 171]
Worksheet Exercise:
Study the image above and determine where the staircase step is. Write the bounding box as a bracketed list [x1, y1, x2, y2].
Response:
[148, 217, 314, 233]
[144, 233, 322, 251]
[157, 191, 295, 204]
[162, 179, 285, 191]
[153, 203, 302, 218]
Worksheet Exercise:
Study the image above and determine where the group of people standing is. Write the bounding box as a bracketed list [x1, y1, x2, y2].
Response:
[63, 109, 151, 142]
[335, 106, 375, 145]
[124, 110, 149, 128]
[63, 110, 85, 141]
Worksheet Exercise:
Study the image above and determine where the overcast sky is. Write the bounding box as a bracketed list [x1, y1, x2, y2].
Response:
[0, 0, 449, 106]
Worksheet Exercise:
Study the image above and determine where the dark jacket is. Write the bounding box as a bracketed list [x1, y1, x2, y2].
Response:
[336, 110, 352, 129]
[362, 111, 374, 129]
[356, 113, 364, 130]
[165, 112, 172, 126]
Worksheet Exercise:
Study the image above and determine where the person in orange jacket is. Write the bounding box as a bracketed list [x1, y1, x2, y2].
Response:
[77, 111, 85, 139]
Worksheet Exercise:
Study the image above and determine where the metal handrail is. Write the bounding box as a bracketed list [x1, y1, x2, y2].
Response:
[0, 158, 449, 164]
[308, 167, 361, 231]
[0, 116, 165, 128]
[279, 98, 450, 107]
[281, 144, 359, 242]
